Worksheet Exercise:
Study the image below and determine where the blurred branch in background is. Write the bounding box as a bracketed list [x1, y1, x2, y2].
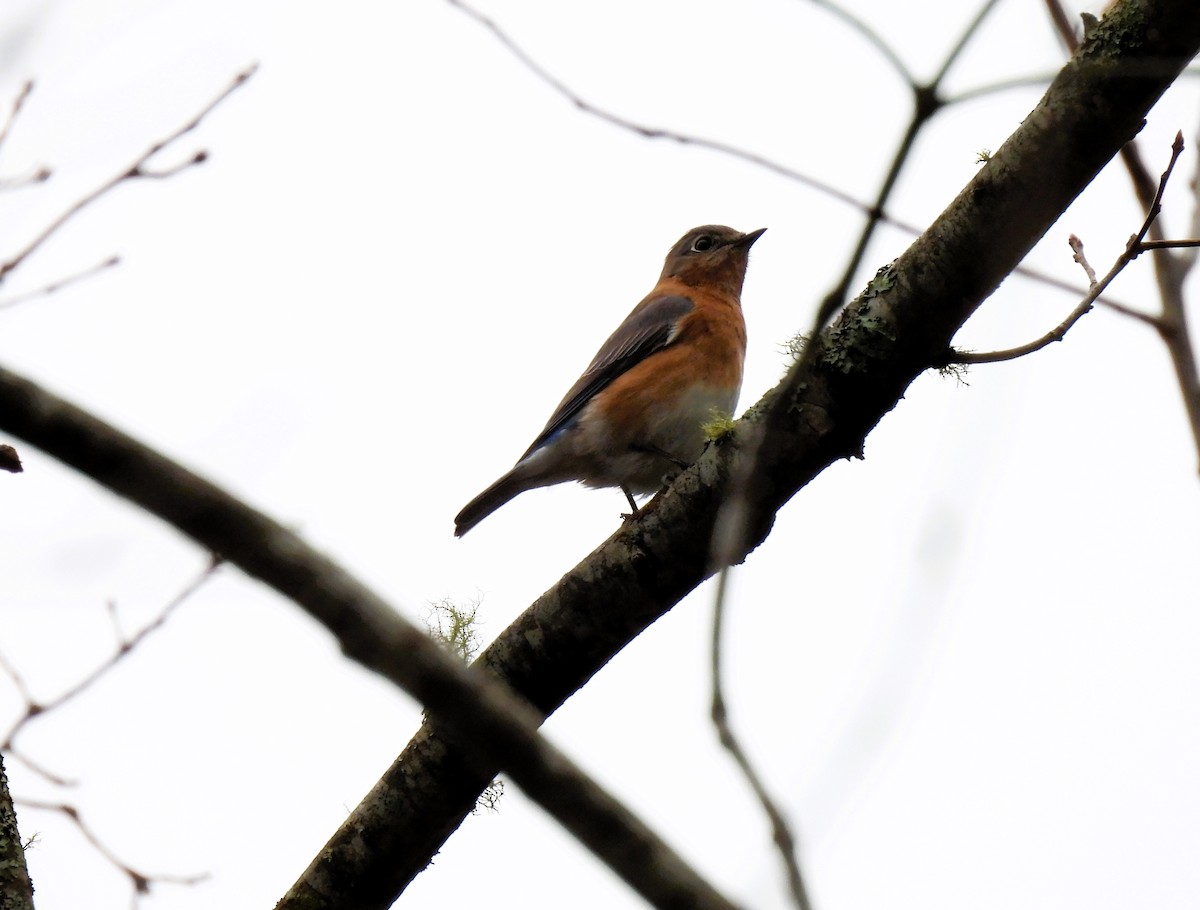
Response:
[444, 0, 1145, 339]
[0, 66, 257, 289]
[0, 561, 220, 904]
[0, 80, 49, 193]
[14, 797, 205, 903]
[709, 568, 811, 910]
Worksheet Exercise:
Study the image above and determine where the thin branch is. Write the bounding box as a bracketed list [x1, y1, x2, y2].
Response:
[946, 72, 1059, 104]
[954, 136, 1188, 363]
[954, 241, 1140, 362]
[2, 748, 74, 789]
[931, 0, 1004, 86]
[800, 0, 915, 85]
[444, 0, 881, 219]
[0, 557, 223, 756]
[1070, 232, 1098, 285]
[0, 66, 257, 286]
[710, 569, 811, 910]
[0, 256, 120, 310]
[0, 81, 33, 158]
[15, 798, 206, 901]
[1043, 0, 1079, 51]
[815, 0, 1003, 323]
[1044, 0, 1200, 468]
[0, 166, 51, 192]
[1133, 238, 1200, 252]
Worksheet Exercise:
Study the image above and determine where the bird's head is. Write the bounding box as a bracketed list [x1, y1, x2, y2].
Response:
[659, 225, 766, 294]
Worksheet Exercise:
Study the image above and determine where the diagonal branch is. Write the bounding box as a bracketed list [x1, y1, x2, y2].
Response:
[445, 0, 886, 220]
[262, 4, 1200, 906]
[816, 0, 1003, 323]
[0, 82, 34, 159]
[0, 558, 222, 757]
[954, 136, 1190, 363]
[0, 365, 741, 910]
[0, 255, 120, 310]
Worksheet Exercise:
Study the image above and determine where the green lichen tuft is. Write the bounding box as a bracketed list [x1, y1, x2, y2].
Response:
[702, 408, 738, 441]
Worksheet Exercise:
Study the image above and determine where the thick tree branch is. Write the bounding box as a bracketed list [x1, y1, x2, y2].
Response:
[0, 754, 34, 910]
[277, 3, 1200, 906]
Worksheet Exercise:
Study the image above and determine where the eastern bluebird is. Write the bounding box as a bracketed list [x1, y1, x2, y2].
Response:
[454, 224, 765, 537]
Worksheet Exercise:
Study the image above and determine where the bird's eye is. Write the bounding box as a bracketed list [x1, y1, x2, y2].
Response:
[691, 235, 714, 252]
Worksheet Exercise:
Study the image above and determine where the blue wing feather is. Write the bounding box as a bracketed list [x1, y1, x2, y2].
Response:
[520, 294, 694, 459]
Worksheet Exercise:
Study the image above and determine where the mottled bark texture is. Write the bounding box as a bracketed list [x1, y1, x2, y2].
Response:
[279, 2, 1200, 907]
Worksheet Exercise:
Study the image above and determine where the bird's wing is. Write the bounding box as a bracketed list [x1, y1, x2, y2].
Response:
[520, 294, 694, 459]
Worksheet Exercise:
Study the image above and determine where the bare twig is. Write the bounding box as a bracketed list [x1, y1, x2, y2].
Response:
[0, 166, 51, 192]
[0, 558, 222, 760]
[1132, 238, 1200, 253]
[1043, 0, 1079, 51]
[0, 82, 33, 158]
[0, 256, 120, 310]
[0, 66, 257, 287]
[1070, 233, 1099, 285]
[933, 0, 1004, 86]
[954, 136, 1188, 363]
[1044, 0, 1200, 468]
[946, 72, 1060, 104]
[444, 0, 883, 219]
[710, 570, 811, 910]
[15, 798, 206, 902]
[801, 0, 915, 84]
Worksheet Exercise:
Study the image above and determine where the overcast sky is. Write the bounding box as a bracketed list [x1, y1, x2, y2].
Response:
[2, 1, 1199, 909]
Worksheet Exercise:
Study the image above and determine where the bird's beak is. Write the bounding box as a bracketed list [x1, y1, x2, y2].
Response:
[737, 227, 767, 248]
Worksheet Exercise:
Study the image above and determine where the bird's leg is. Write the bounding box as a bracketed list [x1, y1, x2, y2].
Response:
[618, 484, 644, 523]
[621, 484, 639, 512]
[619, 444, 693, 524]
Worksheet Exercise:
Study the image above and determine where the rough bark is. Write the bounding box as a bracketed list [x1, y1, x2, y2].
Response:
[279, 2, 1200, 906]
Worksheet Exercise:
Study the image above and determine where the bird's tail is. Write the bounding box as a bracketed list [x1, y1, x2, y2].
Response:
[454, 469, 531, 537]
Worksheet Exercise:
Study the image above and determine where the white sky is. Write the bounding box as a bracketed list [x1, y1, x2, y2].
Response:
[2, 1, 1199, 909]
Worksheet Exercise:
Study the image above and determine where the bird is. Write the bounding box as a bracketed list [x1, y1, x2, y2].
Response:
[454, 224, 765, 537]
